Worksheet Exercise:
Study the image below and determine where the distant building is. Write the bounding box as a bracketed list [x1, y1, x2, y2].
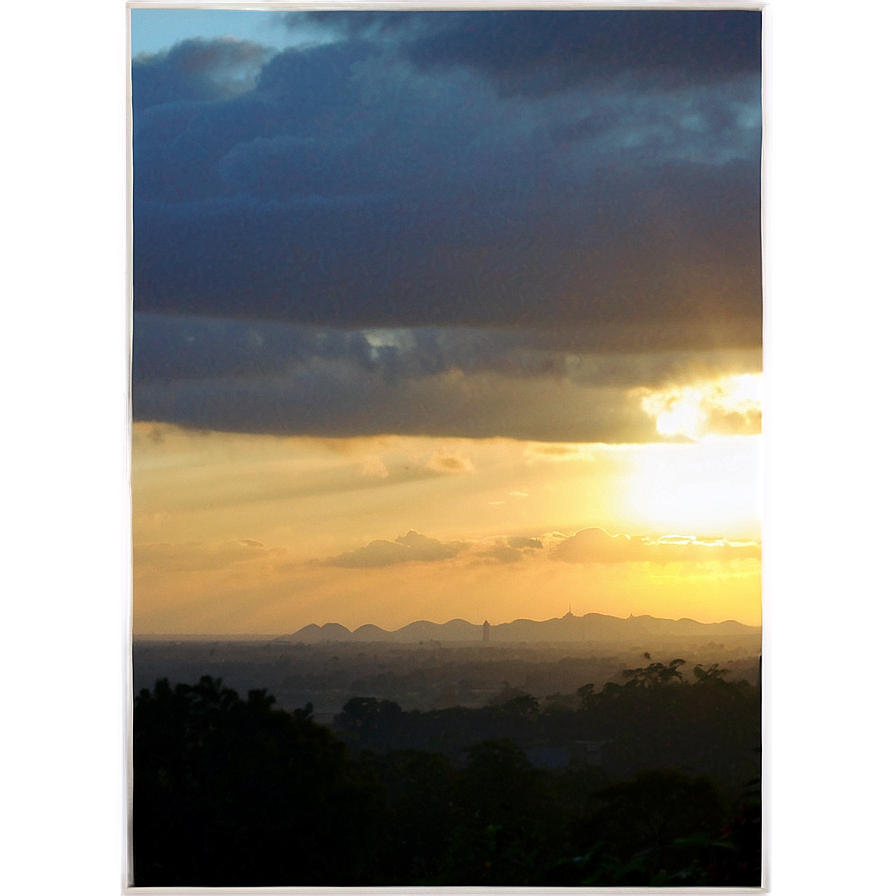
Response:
[482, 620, 490, 643]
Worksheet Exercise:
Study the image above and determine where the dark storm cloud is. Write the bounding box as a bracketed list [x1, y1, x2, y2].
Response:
[132, 352, 662, 443]
[402, 10, 760, 95]
[285, 10, 760, 94]
[131, 10, 762, 438]
[132, 313, 760, 390]
[133, 18, 760, 329]
[133, 157, 760, 340]
[281, 10, 425, 40]
[132, 314, 379, 384]
[131, 313, 760, 441]
[132, 37, 272, 112]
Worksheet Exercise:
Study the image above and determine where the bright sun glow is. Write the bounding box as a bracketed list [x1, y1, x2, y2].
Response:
[621, 435, 761, 540]
[638, 373, 762, 440]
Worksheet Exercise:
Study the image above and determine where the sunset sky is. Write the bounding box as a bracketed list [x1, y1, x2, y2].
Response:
[130, 6, 763, 635]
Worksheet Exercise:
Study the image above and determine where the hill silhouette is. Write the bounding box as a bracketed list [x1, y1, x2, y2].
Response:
[281, 611, 759, 644]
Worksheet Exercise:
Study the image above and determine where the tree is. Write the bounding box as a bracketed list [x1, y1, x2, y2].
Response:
[133, 677, 381, 886]
[693, 663, 729, 683]
[499, 693, 540, 720]
[622, 658, 686, 688]
[558, 769, 729, 886]
[577, 683, 598, 711]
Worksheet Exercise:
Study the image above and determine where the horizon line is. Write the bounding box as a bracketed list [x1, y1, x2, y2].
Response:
[133, 609, 761, 640]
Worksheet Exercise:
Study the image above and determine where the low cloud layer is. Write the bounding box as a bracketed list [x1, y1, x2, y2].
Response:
[553, 527, 761, 565]
[313, 526, 758, 571]
[322, 530, 466, 568]
[132, 314, 760, 441]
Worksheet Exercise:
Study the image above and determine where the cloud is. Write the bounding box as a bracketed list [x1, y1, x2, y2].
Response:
[322, 530, 466, 568]
[132, 314, 761, 390]
[132, 37, 272, 112]
[131, 10, 762, 442]
[132, 313, 760, 442]
[315, 525, 759, 572]
[470, 534, 546, 565]
[507, 536, 542, 550]
[132, 14, 761, 342]
[477, 543, 525, 564]
[400, 10, 761, 96]
[282, 10, 406, 34]
[553, 527, 760, 565]
[426, 453, 474, 474]
[552, 527, 639, 564]
[638, 374, 762, 439]
[132, 362, 666, 443]
[284, 10, 761, 95]
[523, 443, 592, 462]
[317, 529, 548, 569]
[133, 160, 761, 339]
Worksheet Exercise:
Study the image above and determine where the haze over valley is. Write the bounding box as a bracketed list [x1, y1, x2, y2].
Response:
[134, 610, 760, 722]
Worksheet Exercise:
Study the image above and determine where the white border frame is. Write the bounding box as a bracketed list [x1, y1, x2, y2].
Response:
[11, 1, 896, 894]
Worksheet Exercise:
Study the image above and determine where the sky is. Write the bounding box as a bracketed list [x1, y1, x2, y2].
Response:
[130, 5, 763, 635]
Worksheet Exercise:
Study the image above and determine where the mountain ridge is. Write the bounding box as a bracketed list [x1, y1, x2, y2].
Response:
[279, 611, 760, 644]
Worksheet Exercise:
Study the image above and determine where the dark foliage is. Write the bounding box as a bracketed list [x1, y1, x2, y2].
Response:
[133, 676, 380, 885]
[132, 664, 761, 886]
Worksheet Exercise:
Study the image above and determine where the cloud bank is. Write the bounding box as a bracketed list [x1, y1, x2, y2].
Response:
[322, 530, 467, 568]
[313, 526, 759, 571]
[131, 10, 762, 442]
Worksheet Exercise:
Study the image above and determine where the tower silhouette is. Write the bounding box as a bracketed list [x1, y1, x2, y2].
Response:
[482, 620, 490, 643]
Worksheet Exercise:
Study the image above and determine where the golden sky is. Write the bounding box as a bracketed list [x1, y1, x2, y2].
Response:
[132, 373, 761, 634]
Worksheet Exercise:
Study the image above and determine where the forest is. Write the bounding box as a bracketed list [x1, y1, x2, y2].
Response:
[132, 655, 761, 887]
